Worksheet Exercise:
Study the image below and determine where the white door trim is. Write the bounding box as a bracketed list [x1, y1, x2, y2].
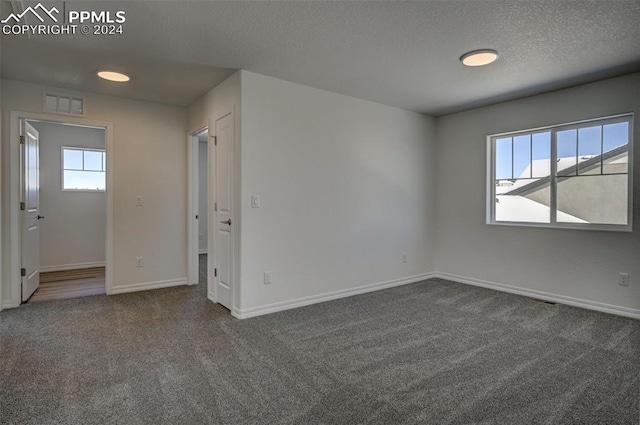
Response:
[187, 126, 208, 287]
[8, 111, 114, 308]
[208, 128, 218, 303]
[187, 132, 199, 286]
[187, 125, 219, 305]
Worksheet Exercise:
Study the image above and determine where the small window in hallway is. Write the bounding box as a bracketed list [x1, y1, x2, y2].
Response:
[62, 147, 106, 191]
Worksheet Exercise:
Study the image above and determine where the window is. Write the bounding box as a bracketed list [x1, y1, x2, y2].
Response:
[62, 147, 106, 191]
[488, 114, 633, 231]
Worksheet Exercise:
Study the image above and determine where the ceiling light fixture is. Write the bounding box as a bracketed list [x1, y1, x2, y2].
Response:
[97, 70, 130, 82]
[460, 49, 499, 67]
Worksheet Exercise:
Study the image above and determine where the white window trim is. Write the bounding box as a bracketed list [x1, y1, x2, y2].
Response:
[61, 146, 106, 192]
[486, 113, 634, 232]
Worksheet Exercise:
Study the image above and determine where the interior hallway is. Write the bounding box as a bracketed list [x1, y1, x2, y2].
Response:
[29, 268, 106, 302]
[28, 254, 207, 303]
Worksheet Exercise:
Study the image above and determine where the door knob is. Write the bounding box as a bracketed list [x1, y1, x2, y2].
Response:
[37, 215, 45, 220]
[220, 219, 231, 225]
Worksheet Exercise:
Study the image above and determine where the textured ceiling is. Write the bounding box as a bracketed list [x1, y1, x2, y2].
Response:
[1, 0, 639, 115]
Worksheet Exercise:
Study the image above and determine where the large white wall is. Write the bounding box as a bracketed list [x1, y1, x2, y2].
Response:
[435, 73, 640, 315]
[1, 79, 188, 306]
[3, 69, 636, 319]
[238, 71, 437, 316]
[30, 121, 106, 271]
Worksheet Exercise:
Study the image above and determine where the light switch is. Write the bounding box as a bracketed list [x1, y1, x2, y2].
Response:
[136, 196, 143, 207]
[251, 195, 261, 208]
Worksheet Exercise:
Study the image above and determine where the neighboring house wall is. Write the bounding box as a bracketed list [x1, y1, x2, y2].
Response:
[199, 139, 208, 253]
[435, 72, 640, 313]
[237, 71, 437, 316]
[524, 187, 551, 209]
[525, 173, 628, 224]
[556, 174, 628, 224]
[30, 121, 106, 271]
[1, 79, 188, 306]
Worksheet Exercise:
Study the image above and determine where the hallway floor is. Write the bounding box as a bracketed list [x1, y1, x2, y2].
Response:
[30, 267, 106, 302]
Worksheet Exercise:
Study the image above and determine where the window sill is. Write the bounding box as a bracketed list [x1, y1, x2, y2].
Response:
[486, 220, 632, 233]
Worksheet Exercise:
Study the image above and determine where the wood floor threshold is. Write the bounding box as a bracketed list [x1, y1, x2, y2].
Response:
[36, 278, 105, 288]
[33, 285, 106, 296]
[40, 267, 105, 283]
[31, 267, 106, 302]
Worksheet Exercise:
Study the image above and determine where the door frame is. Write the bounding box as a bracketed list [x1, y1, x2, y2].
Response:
[8, 111, 114, 308]
[187, 125, 217, 302]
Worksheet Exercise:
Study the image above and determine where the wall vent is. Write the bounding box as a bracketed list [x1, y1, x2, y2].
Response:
[43, 92, 85, 116]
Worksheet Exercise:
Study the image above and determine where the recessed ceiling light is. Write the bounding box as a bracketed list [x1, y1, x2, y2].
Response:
[460, 49, 499, 67]
[97, 70, 130, 82]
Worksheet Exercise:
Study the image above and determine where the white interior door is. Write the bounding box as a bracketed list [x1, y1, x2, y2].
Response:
[22, 121, 41, 301]
[215, 113, 234, 310]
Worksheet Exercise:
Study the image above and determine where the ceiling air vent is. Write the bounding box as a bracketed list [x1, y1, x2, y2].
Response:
[43, 92, 85, 116]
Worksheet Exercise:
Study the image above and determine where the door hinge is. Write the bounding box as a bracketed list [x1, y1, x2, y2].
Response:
[214, 268, 217, 277]
[19, 135, 25, 144]
[212, 136, 217, 146]
[21, 268, 26, 277]
[214, 202, 217, 212]
[195, 215, 199, 220]
[20, 202, 26, 211]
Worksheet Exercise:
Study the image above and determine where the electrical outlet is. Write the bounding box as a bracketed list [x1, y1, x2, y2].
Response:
[619, 272, 629, 287]
[264, 271, 272, 284]
[136, 257, 143, 268]
[402, 252, 408, 263]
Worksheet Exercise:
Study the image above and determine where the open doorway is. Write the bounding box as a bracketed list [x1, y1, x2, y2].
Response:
[188, 112, 235, 312]
[188, 127, 210, 291]
[7, 111, 113, 309]
[22, 119, 107, 303]
[197, 130, 209, 285]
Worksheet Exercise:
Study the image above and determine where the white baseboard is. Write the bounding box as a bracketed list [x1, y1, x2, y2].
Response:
[111, 278, 187, 295]
[435, 272, 640, 320]
[207, 292, 216, 303]
[40, 261, 105, 273]
[1, 300, 19, 310]
[199, 249, 208, 255]
[233, 272, 436, 319]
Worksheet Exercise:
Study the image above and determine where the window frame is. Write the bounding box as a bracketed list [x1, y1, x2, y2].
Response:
[61, 146, 106, 192]
[486, 113, 634, 232]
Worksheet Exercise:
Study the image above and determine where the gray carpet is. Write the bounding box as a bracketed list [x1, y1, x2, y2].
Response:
[1, 257, 638, 424]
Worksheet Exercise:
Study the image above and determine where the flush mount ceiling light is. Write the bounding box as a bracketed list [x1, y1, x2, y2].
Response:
[97, 70, 130, 82]
[460, 49, 499, 67]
